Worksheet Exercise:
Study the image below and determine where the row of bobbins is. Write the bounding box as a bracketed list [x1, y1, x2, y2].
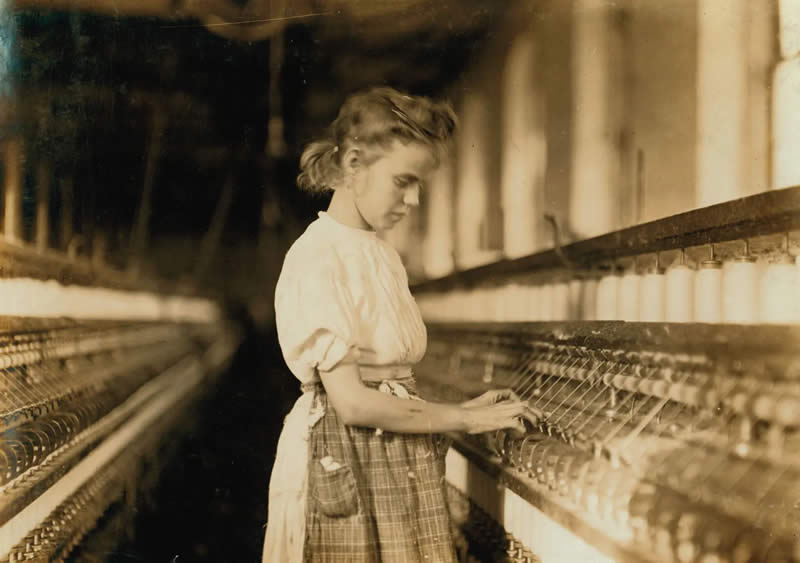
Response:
[0, 278, 218, 322]
[416, 237, 799, 324]
[596, 238, 799, 324]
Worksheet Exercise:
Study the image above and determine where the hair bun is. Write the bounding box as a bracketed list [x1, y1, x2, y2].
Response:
[296, 87, 458, 192]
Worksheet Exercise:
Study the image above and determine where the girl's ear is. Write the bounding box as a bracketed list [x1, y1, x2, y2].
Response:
[341, 147, 362, 176]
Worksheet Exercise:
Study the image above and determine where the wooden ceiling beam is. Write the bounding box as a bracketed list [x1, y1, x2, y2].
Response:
[11, 0, 243, 20]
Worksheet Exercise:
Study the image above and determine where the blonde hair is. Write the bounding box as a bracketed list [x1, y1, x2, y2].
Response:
[296, 87, 457, 193]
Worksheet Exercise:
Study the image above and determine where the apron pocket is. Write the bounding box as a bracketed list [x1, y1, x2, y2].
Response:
[311, 463, 359, 518]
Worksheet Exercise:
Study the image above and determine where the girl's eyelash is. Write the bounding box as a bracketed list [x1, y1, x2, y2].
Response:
[394, 176, 424, 190]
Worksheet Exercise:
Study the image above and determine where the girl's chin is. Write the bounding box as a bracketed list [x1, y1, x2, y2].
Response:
[373, 213, 405, 232]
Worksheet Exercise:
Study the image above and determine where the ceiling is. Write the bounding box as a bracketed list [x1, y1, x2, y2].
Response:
[1, 0, 509, 286]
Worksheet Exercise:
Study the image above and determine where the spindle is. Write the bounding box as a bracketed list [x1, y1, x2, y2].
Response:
[640, 253, 666, 322]
[759, 234, 797, 324]
[665, 249, 695, 323]
[618, 260, 641, 322]
[694, 245, 723, 323]
[596, 266, 621, 320]
[722, 240, 759, 324]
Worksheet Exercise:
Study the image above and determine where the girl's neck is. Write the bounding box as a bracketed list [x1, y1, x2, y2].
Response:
[327, 188, 373, 231]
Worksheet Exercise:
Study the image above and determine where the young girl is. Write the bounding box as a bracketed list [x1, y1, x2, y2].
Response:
[262, 87, 532, 562]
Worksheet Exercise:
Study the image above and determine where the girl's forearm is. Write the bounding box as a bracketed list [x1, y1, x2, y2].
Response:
[336, 386, 468, 433]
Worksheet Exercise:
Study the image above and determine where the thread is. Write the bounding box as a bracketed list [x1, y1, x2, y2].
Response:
[796, 255, 800, 322]
[722, 256, 760, 324]
[428, 293, 438, 321]
[501, 283, 519, 322]
[665, 264, 695, 322]
[552, 282, 570, 321]
[425, 295, 436, 321]
[568, 278, 583, 320]
[618, 270, 642, 321]
[694, 259, 723, 323]
[540, 284, 554, 321]
[581, 276, 599, 321]
[640, 268, 666, 322]
[483, 287, 493, 322]
[479, 287, 492, 322]
[759, 256, 796, 324]
[596, 270, 620, 320]
[515, 283, 527, 322]
[522, 284, 541, 321]
[466, 288, 479, 321]
[449, 291, 463, 321]
[489, 287, 502, 322]
[451, 291, 464, 321]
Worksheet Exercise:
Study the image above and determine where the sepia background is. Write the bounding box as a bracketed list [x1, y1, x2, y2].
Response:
[1, 1, 799, 562]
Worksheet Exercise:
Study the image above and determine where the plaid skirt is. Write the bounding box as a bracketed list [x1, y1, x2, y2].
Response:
[304, 379, 457, 562]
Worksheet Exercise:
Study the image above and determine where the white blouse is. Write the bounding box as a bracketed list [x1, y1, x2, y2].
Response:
[274, 211, 427, 383]
[263, 211, 428, 563]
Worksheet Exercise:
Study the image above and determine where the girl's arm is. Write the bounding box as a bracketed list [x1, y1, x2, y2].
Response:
[319, 363, 532, 434]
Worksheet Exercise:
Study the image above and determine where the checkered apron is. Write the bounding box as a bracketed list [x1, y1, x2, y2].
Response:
[303, 378, 457, 563]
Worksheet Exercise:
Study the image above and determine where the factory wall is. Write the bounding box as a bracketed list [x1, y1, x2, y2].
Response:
[386, 0, 791, 278]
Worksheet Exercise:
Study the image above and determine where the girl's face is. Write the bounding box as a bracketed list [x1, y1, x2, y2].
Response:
[346, 139, 437, 231]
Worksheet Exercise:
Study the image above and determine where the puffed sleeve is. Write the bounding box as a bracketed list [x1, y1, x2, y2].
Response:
[274, 252, 360, 378]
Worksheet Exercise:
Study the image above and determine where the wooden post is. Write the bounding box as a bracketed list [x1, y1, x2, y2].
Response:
[266, 30, 287, 158]
[3, 138, 24, 242]
[35, 160, 51, 252]
[568, 0, 626, 238]
[194, 173, 236, 282]
[128, 106, 165, 275]
[696, 0, 752, 206]
[405, 205, 427, 282]
[747, 0, 776, 192]
[60, 176, 74, 251]
[774, 0, 800, 189]
[92, 230, 107, 266]
[500, 31, 546, 258]
[422, 158, 455, 278]
[455, 90, 496, 269]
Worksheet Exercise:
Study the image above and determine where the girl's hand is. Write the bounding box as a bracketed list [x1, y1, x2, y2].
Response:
[461, 398, 539, 435]
[460, 388, 521, 409]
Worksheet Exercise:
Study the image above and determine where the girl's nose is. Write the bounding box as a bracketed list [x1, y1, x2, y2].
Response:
[404, 184, 420, 207]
